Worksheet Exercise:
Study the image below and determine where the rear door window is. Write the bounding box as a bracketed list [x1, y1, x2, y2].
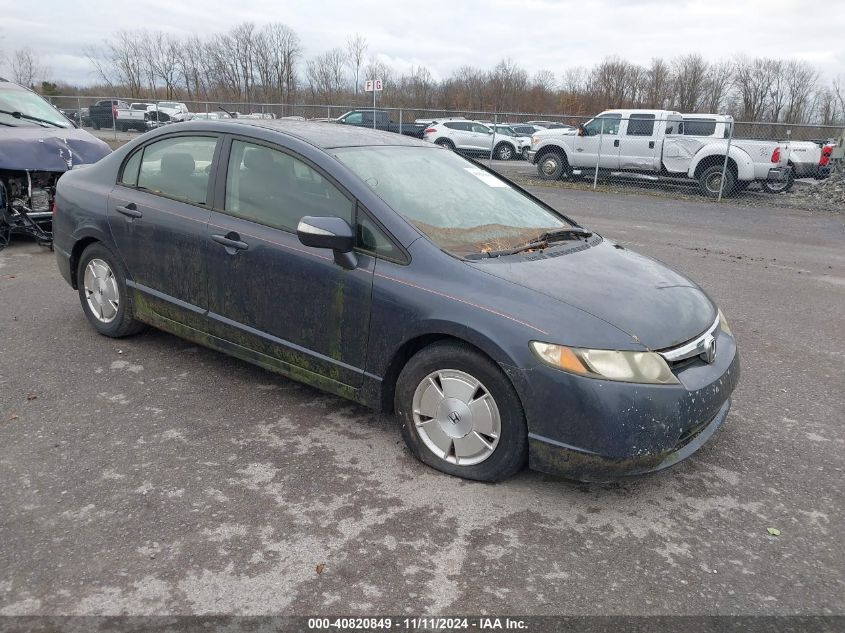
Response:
[626, 114, 656, 136]
[136, 136, 218, 205]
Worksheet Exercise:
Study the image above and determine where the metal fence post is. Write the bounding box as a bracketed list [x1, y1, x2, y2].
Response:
[111, 98, 117, 141]
[717, 117, 734, 201]
[489, 113, 498, 165]
[593, 118, 605, 190]
[77, 96, 82, 127]
[399, 108, 403, 136]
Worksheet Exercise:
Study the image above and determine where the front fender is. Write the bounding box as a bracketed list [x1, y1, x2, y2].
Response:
[688, 144, 754, 181]
[534, 140, 573, 165]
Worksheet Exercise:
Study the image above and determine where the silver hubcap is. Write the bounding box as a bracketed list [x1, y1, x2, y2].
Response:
[412, 369, 501, 466]
[542, 157, 558, 175]
[498, 146, 512, 160]
[706, 173, 724, 193]
[83, 258, 119, 324]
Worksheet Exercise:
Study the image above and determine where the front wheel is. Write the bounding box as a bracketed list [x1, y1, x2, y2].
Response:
[495, 142, 514, 161]
[77, 242, 144, 338]
[434, 138, 455, 150]
[761, 167, 795, 194]
[537, 152, 567, 181]
[395, 342, 527, 481]
[698, 165, 736, 198]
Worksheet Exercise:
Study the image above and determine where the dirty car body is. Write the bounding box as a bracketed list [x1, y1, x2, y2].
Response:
[0, 79, 111, 246]
[53, 119, 739, 482]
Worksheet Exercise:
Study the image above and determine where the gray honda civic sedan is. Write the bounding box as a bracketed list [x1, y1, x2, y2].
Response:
[53, 120, 739, 482]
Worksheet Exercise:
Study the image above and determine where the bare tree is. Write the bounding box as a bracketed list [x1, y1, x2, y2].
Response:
[8, 48, 45, 87]
[702, 60, 733, 113]
[673, 54, 709, 111]
[644, 58, 672, 109]
[734, 57, 779, 121]
[86, 31, 144, 96]
[346, 34, 368, 96]
[832, 75, 845, 123]
[306, 49, 348, 103]
[262, 23, 301, 104]
[143, 31, 182, 99]
[782, 60, 818, 123]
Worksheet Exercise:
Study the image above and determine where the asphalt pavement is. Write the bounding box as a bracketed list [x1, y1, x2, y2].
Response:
[0, 186, 843, 617]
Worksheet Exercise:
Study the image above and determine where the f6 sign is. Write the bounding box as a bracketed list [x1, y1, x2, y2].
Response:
[364, 79, 383, 92]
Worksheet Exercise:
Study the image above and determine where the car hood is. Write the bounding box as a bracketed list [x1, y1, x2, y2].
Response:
[0, 127, 111, 171]
[469, 239, 716, 350]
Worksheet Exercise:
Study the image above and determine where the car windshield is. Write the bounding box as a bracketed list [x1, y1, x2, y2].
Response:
[0, 86, 72, 128]
[334, 146, 569, 257]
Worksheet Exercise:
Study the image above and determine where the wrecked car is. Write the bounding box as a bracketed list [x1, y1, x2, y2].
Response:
[0, 78, 111, 249]
[54, 120, 739, 482]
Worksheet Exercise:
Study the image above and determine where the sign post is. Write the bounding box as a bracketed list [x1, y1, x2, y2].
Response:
[364, 79, 383, 129]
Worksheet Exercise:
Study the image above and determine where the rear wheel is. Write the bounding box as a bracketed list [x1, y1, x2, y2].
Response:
[395, 341, 527, 481]
[77, 242, 144, 338]
[434, 138, 455, 150]
[761, 165, 795, 194]
[495, 142, 514, 161]
[92, 120, 101, 130]
[698, 165, 736, 198]
[537, 151, 567, 181]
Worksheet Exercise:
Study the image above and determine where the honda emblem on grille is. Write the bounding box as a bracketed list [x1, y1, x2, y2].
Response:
[701, 334, 717, 364]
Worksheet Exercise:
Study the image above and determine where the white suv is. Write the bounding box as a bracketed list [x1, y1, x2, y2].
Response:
[423, 119, 529, 160]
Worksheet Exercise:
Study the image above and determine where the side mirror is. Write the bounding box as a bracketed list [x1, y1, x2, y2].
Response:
[577, 124, 586, 137]
[297, 216, 358, 270]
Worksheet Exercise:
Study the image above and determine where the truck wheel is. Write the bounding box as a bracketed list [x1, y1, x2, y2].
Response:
[537, 152, 567, 181]
[761, 166, 795, 194]
[698, 165, 736, 198]
[92, 120, 101, 130]
[435, 138, 455, 150]
[495, 143, 514, 161]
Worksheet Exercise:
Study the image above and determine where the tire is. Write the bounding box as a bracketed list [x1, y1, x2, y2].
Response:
[698, 164, 736, 198]
[761, 166, 795, 194]
[76, 242, 144, 338]
[494, 142, 515, 161]
[521, 147, 530, 161]
[434, 138, 455, 150]
[92, 120, 101, 130]
[395, 341, 527, 482]
[537, 151, 567, 181]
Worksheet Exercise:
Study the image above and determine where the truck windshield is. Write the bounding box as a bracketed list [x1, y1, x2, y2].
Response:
[334, 146, 570, 257]
[0, 86, 72, 128]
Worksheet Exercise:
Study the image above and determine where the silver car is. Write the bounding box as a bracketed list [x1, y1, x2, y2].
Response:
[422, 119, 529, 160]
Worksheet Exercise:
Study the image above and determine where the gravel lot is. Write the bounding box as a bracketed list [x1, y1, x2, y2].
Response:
[0, 185, 843, 617]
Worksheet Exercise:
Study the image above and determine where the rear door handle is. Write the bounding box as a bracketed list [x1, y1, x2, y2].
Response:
[116, 203, 142, 219]
[649, 141, 655, 149]
[211, 233, 249, 253]
[613, 139, 620, 147]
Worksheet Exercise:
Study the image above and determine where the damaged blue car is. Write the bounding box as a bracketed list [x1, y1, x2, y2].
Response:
[0, 78, 111, 249]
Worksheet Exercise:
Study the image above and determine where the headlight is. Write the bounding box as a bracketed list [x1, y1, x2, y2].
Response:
[718, 309, 732, 336]
[529, 342, 680, 385]
[532, 135, 540, 145]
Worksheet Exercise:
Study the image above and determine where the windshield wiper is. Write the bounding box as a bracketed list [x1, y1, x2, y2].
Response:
[469, 227, 593, 259]
[0, 109, 65, 128]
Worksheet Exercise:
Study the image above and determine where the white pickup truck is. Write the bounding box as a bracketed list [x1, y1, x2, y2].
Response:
[528, 109, 790, 197]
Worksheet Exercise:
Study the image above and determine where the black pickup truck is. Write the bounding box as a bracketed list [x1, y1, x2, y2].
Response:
[87, 99, 129, 130]
[335, 109, 426, 138]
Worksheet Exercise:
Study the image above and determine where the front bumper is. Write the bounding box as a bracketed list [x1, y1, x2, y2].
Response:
[515, 330, 740, 481]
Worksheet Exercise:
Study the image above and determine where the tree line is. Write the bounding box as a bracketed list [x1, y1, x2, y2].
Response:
[4, 23, 845, 125]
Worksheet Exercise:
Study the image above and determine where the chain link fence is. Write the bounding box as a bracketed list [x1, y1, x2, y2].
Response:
[46, 95, 845, 206]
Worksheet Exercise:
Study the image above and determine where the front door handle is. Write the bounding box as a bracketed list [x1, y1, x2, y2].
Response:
[116, 203, 142, 219]
[211, 233, 249, 254]
[613, 139, 620, 147]
[649, 141, 655, 149]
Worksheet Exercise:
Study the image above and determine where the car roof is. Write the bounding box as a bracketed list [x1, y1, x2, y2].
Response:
[174, 119, 431, 149]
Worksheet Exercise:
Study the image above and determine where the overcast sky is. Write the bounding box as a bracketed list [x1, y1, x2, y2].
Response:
[2, 0, 843, 86]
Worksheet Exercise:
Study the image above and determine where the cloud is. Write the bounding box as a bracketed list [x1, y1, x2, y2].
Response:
[2, 0, 843, 86]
